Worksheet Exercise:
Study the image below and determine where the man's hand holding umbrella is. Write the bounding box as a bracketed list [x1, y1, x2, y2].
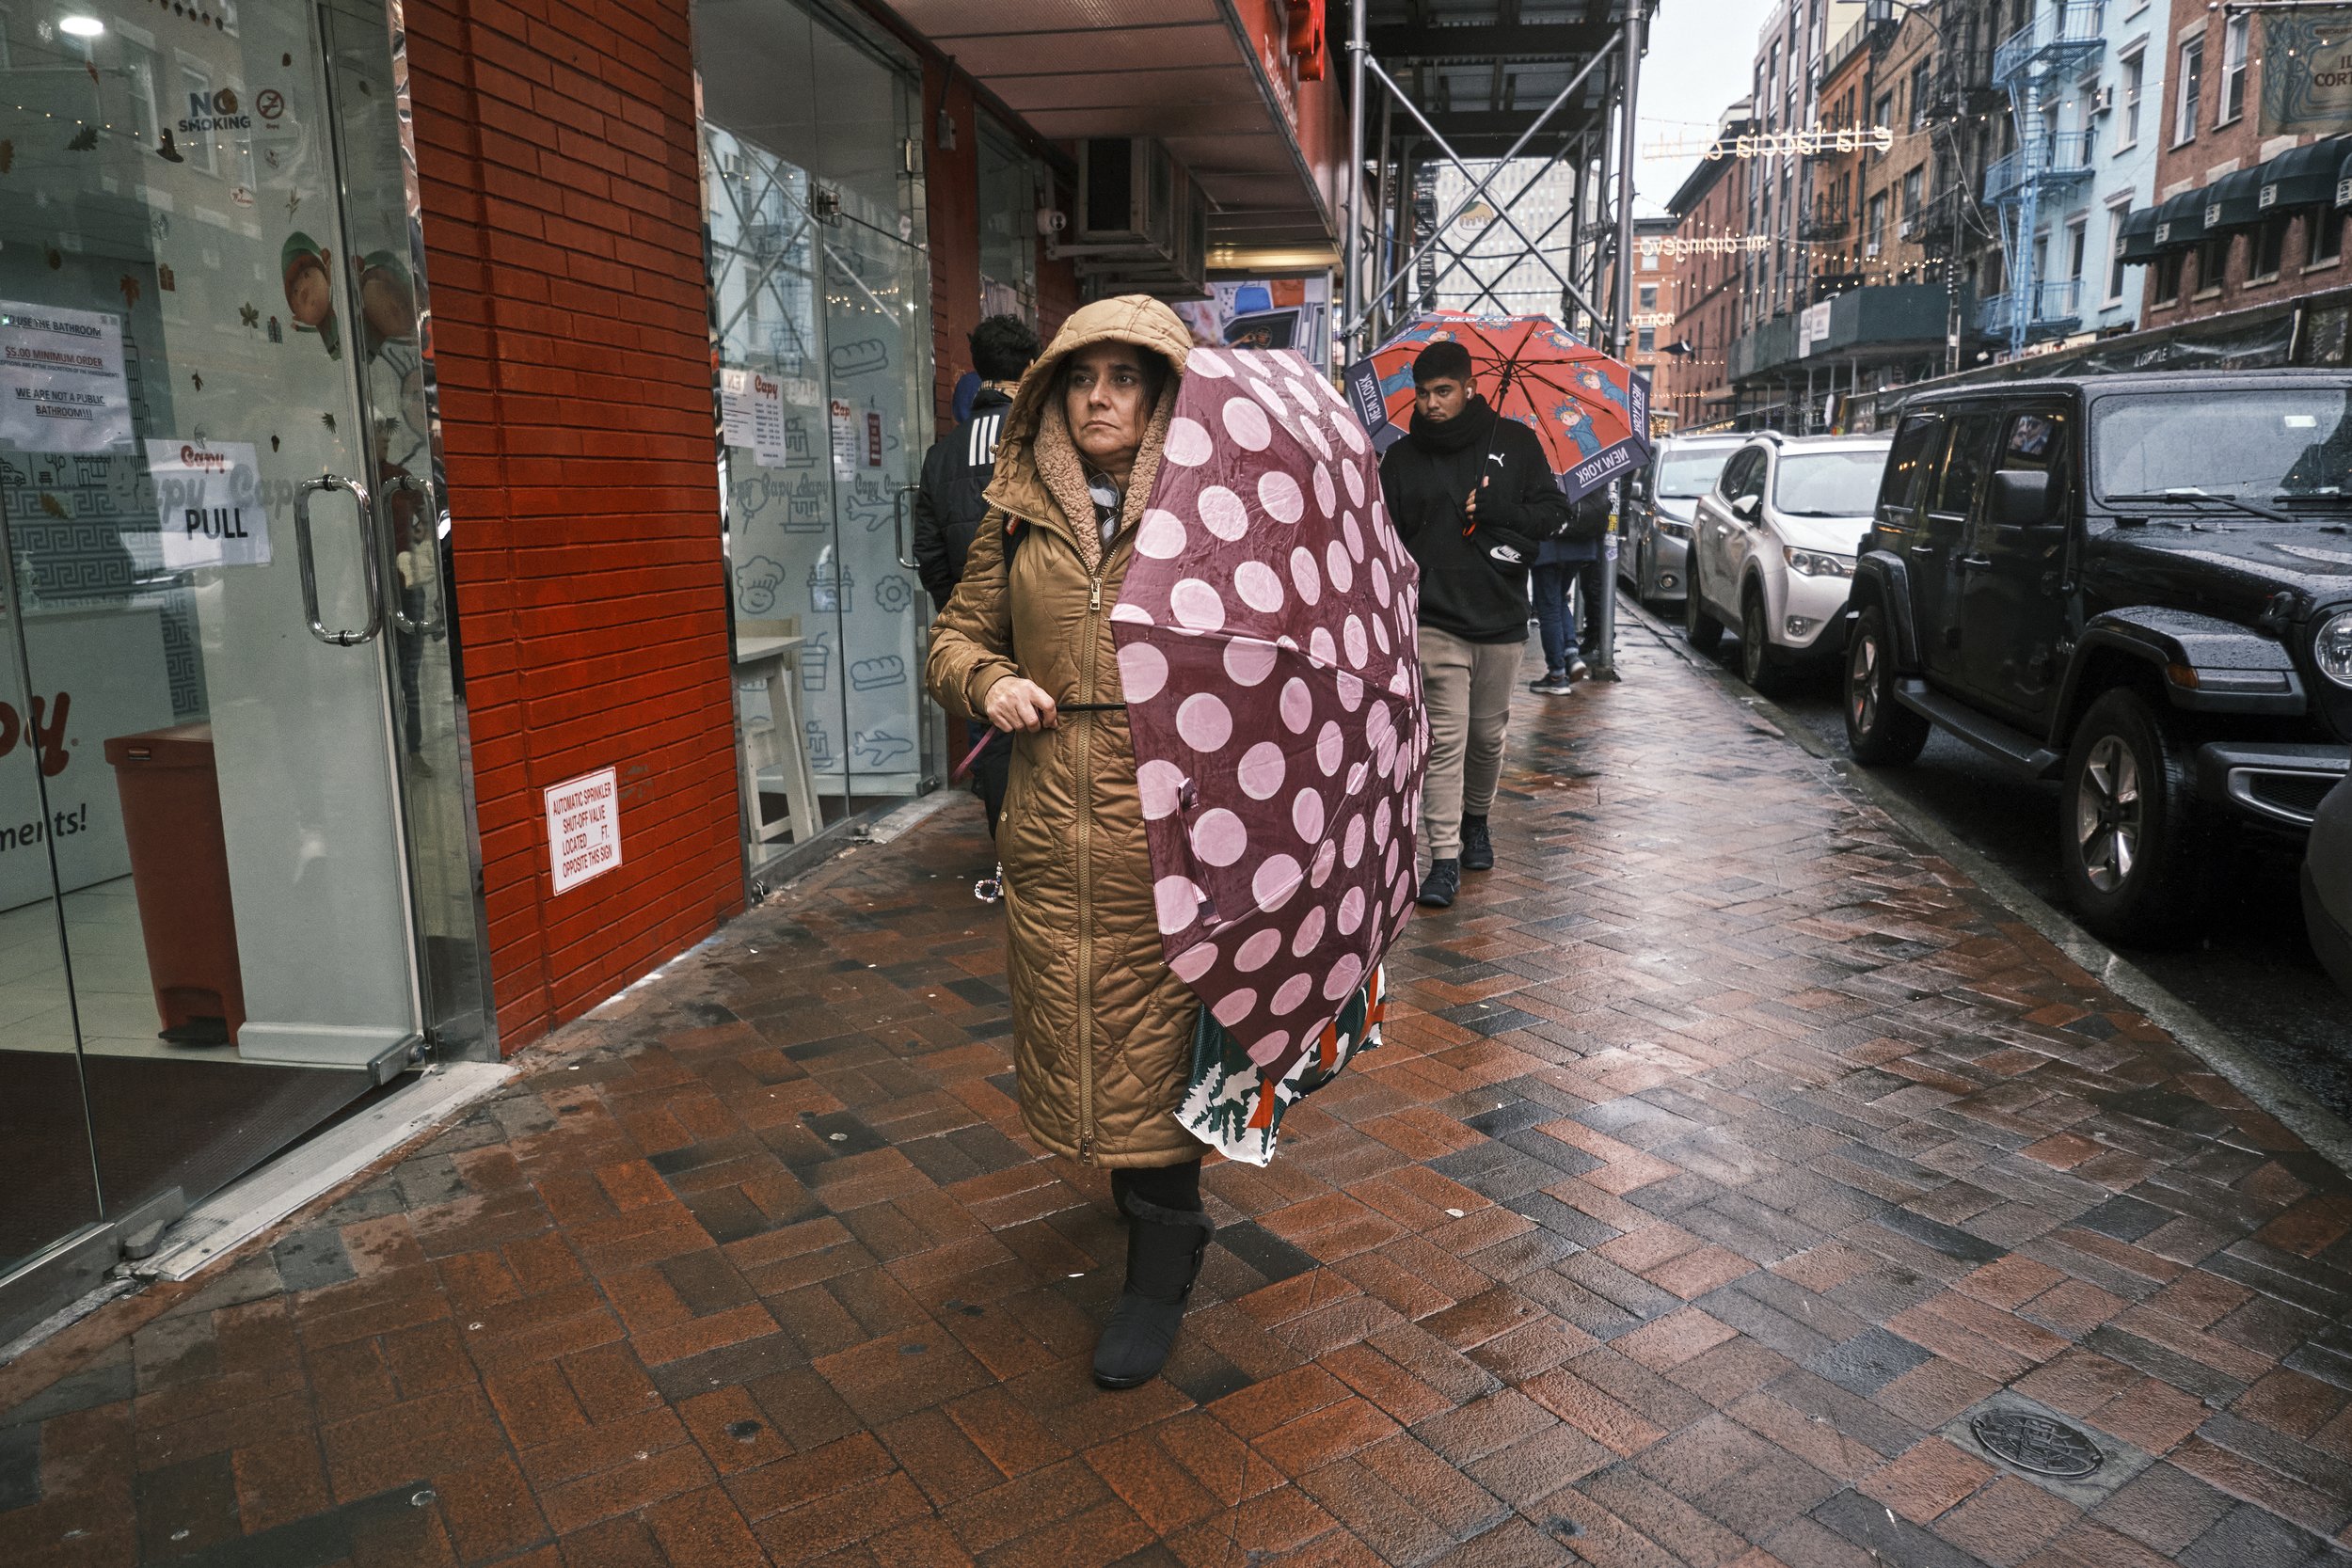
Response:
[1462, 471, 1546, 565]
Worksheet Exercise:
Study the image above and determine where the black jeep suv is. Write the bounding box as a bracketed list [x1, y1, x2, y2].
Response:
[1843, 372, 2352, 944]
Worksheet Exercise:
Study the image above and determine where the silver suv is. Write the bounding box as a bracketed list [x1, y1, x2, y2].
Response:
[1684, 432, 1892, 693]
[1622, 433, 1746, 605]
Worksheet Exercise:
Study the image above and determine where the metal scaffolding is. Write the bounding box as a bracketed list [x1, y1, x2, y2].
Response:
[1339, 0, 1652, 677]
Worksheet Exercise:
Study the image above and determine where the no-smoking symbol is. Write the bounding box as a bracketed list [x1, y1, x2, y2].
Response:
[256, 89, 285, 122]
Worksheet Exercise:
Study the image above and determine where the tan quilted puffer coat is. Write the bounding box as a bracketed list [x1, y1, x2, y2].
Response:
[925, 296, 1201, 1167]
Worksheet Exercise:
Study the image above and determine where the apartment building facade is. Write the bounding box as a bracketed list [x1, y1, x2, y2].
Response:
[2129, 0, 2352, 328]
[1974, 0, 2167, 351]
[1663, 104, 1755, 431]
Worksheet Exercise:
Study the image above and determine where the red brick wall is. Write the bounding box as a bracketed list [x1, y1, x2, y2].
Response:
[926, 63, 981, 426]
[1038, 230, 1081, 337]
[407, 0, 744, 1052]
[921, 62, 1080, 419]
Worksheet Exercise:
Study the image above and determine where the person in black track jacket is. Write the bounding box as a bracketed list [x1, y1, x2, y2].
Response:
[913, 314, 1041, 839]
[1378, 339, 1571, 909]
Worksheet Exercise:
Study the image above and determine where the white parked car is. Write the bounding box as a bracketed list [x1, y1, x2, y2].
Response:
[1684, 432, 1894, 693]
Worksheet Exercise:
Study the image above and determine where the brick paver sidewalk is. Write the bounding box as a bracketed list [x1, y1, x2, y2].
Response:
[7, 631, 2352, 1568]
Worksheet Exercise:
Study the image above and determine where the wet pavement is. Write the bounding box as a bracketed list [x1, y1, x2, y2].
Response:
[1683, 625, 2352, 1120]
[5, 632, 2352, 1568]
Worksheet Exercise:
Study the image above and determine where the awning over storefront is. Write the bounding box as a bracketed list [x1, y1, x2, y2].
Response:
[2202, 166, 2265, 231]
[2119, 206, 2163, 263]
[897, 0, 1345, 250]
[2259, 135, 2352, 211]
[2154, 187, 2209, 250]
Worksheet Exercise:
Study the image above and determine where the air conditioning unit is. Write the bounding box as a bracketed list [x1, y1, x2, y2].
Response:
[1070, 137, 1211, 296]
[2090, 84, 2114, 114]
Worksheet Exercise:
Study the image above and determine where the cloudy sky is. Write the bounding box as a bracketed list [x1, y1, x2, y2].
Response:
[1635, 0, 1775, 215]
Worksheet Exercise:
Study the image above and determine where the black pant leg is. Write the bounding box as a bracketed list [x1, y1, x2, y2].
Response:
[1111, 1159, 1203, 1214]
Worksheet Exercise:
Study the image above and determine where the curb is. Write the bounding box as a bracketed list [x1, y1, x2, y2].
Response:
[1616, 600, 2352, 1179]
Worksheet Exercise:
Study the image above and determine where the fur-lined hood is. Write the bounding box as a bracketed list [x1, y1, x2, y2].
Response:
[983, 294, 1194, 566]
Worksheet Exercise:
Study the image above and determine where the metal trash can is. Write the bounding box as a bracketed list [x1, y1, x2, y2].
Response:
[103, 723, 246, 1047]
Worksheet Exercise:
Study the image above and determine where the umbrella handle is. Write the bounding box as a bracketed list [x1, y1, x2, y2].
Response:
[949, 729, 994, 784]
[955, 705, 1127, 780]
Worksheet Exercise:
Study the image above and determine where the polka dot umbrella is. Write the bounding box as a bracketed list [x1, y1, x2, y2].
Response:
[1114, 347, 1426, 1165]
[1342, 312, 1653, 500]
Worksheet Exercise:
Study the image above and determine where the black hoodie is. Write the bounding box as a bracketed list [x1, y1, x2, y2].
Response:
[1378, 396, 1573, 643]
[912, 386, 1016, 610]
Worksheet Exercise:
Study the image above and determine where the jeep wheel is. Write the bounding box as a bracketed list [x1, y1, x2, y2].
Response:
[1844, 604, 1929, 765]
[2059, 688, 2206, 946]
[1684, 554, 1724, 654]
[1740, 586, 1788, 696]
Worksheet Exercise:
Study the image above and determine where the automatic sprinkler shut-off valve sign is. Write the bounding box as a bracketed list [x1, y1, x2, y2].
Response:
[545, 768, 622, 894]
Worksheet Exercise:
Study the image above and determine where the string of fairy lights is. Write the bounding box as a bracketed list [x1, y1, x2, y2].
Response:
[1642, 3, 2352, 341]
[1642, 13, 2352, 406]
[1638, 91, 2097, 317]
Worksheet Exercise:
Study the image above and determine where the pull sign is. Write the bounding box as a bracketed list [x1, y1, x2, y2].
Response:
[145, 438, 272, 568]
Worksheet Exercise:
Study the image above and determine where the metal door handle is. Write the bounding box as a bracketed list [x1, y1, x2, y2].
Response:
[1908, 543, 1939, 556]
[894, 483, 922, 570]
[294, 473, 384, 646]
[382, 474, 444, 635]
[1958, 554, 1992, 569]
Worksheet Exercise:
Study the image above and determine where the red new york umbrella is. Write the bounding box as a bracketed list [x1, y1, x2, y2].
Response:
[1112, 347, 1425, 1162]
[1343, 312, 1654, 499]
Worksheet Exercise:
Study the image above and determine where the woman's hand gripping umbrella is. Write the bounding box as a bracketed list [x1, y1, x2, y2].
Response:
[1113, 347, 1427, 1164]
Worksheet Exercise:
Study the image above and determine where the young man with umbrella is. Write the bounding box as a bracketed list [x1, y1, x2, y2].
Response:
[1379, 340, 1572, 908]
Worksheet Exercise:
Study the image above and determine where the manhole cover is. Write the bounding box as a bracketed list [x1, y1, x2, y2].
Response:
[1970, 1411, 2104, 1478]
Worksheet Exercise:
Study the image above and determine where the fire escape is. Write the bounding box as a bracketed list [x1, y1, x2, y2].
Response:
[1984, 0, 2105, 355]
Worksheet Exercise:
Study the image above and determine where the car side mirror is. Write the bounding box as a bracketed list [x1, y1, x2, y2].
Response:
[1731, 494, 1760, 519]
[1990, 468, 2053, 527]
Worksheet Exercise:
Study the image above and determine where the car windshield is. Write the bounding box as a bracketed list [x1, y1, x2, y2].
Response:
[1773, 449, 1888, 516]
[1657, 446, 1736, 499]
[2093, 389, 2352, 503]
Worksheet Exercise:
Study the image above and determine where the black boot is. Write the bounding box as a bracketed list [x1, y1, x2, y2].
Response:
[1093, 1189, 1211, 1389]
[1460, 816, 1494, 873]
[1417, 858, 1461, 908]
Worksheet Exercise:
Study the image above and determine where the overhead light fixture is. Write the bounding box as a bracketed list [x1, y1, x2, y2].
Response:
[59, 14, 105, 37]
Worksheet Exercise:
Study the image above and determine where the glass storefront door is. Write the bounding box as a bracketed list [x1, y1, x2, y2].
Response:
[0, 0, 469, 1283]
[697, 0, 938, 875]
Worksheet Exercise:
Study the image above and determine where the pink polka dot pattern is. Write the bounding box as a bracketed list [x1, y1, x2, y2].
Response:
[1115, 347, 1426, 1098]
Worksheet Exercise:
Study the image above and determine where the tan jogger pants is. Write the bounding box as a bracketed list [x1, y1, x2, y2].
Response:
[1417, 626, 1520, 860]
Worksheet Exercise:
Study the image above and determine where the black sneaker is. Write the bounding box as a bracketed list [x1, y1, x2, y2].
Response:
[1460, 817, 1494, 873]
[1529, 673, 1573, 696]
[1417, 858, 1461, 908]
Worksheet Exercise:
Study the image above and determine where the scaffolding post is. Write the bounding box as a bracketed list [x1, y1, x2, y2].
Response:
[1386, 137, 1414, 336]
[1594, 6, 1643, 684]
[1343, 39, 1619, 339]
[1344, 0, 1368, 365]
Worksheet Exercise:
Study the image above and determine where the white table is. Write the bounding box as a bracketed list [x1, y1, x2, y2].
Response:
[733, 634, 821, 845]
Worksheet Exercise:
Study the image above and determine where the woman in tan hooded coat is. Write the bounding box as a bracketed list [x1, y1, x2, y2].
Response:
[926, 295, 1213, 1389]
